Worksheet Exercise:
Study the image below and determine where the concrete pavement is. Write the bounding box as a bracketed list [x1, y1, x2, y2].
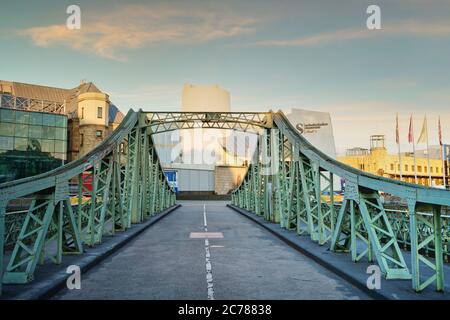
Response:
[53, 201, 369, 300]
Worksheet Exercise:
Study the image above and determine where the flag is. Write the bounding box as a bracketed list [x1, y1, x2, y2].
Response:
[439, 116, 443, 146]
[408, 115, 413, 143]
[417, 115, 428, 144]
[395, 113, 400, 144]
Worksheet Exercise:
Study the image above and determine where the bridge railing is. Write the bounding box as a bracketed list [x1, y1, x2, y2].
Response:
[0, 110, 176, 295]
[231, 110, 450, 293]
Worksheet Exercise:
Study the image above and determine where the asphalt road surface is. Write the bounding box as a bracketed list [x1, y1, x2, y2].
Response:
[53, 201, 370, 300]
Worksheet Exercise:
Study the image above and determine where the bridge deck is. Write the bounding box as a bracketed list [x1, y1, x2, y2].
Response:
[53, 201, 368, 300]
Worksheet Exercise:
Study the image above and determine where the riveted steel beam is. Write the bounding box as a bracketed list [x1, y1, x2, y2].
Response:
[0, 110, 177, 290]
[232, 110, 450, 293]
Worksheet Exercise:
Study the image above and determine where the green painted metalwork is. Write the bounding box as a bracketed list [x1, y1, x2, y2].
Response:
[232, 110, 450, 293]
[1, 108, 450, 296]
[0, 110, 175, 295]
[143, 112, 272, 134]
[3, 197, 57, 283]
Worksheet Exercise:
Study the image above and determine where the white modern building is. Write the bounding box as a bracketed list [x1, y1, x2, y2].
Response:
[152, 87, 338, 195]
[153, 84, 251, 195]
[282, 108, 337, 158]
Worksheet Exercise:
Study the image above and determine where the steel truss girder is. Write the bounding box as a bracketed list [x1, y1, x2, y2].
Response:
[330, 183, 410, 279]
[0, 110, 176, 293]
[3, 194, 82, 284]
[1, 109, 449, 295]
[144, 112, 273, 134]
[409, 200, 445, 292]
[77, 157, 114, 246]
[232, 110, 450, 293]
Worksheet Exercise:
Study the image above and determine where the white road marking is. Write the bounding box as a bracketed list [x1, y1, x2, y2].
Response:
[203, 204, 215, 300]
[190, 232, 224, 238]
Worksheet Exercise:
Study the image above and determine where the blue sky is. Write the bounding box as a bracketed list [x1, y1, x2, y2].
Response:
[1, 0, 450, 153]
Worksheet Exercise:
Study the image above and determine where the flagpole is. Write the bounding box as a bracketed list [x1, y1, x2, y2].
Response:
[442, 144, 447, 188]
[439, 116, 446, 188]
[425, 115, 432, 186]
[397, 143, 403, 180]
[411, 115, 418, 184]
[396, 113, 403, 180]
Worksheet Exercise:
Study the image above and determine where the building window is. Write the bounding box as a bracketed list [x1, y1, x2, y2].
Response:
[97, 107, 103, 119]
[418, 165, 422, 173]
[424, 166, 427, 173]
[390, 163, 394, 171]
[431, 167, 434, 173]
[81, 107, 84, 119]
[80, 133, 84, 146]
[96, 130, 103, 138]
[405, 164, 408, 171]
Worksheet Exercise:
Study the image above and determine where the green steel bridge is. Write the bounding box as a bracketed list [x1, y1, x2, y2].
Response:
[1, 109, 450, 297]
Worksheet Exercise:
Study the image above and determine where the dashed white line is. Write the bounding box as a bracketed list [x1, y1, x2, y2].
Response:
[203, 204, 215, 300]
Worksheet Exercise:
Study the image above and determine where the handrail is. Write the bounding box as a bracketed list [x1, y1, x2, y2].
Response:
[273, 110, 450, 206]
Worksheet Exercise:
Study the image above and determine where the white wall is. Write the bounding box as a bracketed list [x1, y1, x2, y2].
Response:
[77, 92, 109, 127]
[182, 84, 230, 112]
[282, 108, 337, 158]
[282, 108, 341, 190]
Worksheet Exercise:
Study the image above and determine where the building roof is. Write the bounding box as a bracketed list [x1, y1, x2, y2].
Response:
[0, 80, 124, 125]
[64, 82, 105, 115]
[0, 80, 70, 103]
[109, 104, 125, 124]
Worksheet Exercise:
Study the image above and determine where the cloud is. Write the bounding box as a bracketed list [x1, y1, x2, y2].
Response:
[18, 4, 259, 61]
[253, 20, 450, 47]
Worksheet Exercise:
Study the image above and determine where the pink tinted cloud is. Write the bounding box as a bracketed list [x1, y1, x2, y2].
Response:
[253, 20, 450, 47]
[19, 4, 259, 61]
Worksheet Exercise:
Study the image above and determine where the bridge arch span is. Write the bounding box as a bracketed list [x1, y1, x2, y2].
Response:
[0, 109, 449, 294]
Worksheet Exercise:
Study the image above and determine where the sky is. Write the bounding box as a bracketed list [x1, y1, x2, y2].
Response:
[1, 0, 450, 154]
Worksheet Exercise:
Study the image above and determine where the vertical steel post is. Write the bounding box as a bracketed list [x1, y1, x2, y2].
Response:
[89, 165, 99, 246]
[433, 205, 444, 291]
[261, 129, 271, 221]
[270, 128, 280, 223]
[408, 200, 420, 291]
[139, 133, 149, 220]
[56, 201, 63, 264]
[329, 173, 335, 233]
[77, 172, 83, 231]
[313, 164, 324, 244]
[350, 200, 357, 262]
[129, 129, 141, 224]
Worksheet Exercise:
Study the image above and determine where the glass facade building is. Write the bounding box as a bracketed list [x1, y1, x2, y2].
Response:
[0, 107, 67, 183]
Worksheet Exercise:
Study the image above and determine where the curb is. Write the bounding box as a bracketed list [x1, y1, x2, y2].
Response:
[4, 204, 182, 300]
[227, 204, 388, 300]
